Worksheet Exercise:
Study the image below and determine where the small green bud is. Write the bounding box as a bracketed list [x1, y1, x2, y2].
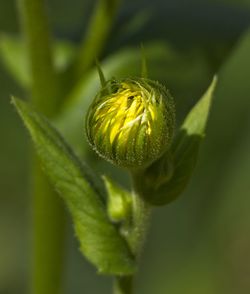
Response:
[103, 176, 132, 223]
[86, 78, 175, 169]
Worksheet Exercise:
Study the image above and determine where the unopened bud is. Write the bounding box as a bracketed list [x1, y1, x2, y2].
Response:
[86, 78, 175, 169]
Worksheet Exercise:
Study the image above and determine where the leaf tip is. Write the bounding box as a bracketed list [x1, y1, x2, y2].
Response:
[10, 95, 17, 104]
[210, 74, 218, 93]
[10, 95, 20, 110]
[204, 75, 218, 102]
[11, 96, 26, 115]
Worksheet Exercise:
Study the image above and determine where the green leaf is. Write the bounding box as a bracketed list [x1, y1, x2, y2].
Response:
[11, 97, 135, 275]
[0, 35, 75, 88]
[139, 76, 217, 205]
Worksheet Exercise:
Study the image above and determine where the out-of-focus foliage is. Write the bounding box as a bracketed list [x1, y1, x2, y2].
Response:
[213, 0, 250, 7]
[0, 35, 75, 88]
[1, 0, 250, 293]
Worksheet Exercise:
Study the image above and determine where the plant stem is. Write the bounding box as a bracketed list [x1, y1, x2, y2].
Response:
[73, 0, 120, 79]
[17, 0, 60, 116]
[17, 1, 66, 294]
[113, 173, 152, 294]
[113, 276, 134, 294]
[129, 190, 152, 255]
[32, 159, 66, 294]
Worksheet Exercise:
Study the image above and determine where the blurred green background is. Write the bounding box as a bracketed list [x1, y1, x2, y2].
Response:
[1, 0, 250, 293]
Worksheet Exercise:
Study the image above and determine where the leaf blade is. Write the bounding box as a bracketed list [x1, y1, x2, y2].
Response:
[160, 76, 217, 204]
[141, 76, 217, 205]
[12, 97, 135, 275]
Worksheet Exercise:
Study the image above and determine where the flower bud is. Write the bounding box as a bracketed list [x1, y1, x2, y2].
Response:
[86, 78, 175, 169]
[103, 176, 132, 223]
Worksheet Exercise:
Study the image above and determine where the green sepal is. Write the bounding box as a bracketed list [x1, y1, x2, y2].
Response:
[95, 59, 106, 88]
[137, 76, 217, 205]
[11, 97, 135, 275]
[103, 176, 132, 223]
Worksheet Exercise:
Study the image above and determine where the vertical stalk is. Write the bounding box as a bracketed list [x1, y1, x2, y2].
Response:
[32, 161, 66, 294]
[114, 173, 152, 294]
[17, 1, 66, 294]
[113, 276, 133, 294]
[18, 0, 60, 115]
[128, 190, 152, 255]
[73, 0, 120, 78]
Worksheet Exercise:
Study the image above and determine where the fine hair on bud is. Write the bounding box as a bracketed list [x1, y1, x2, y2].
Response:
[86, 78, 175, 169]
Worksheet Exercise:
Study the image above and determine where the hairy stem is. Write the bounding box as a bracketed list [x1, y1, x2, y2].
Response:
[114, 173, 152, 294]
[129, 190, 152, 255]
[17, 1, 66, 294]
